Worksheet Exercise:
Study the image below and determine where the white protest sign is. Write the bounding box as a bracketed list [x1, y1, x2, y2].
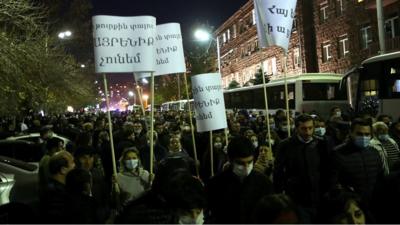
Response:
[191, 73, 227, 132]
[155, 23, 186, 75]
[254, 0, 298, 52]
[93, 15, 157, 73]
[132, 23, 186, 77]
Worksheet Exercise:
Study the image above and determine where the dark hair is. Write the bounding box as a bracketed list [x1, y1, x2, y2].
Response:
[66, 168, 91, 195]
[75, 132, 92, 147]
[377, 114, 392, 122]
[317, 188, 371, 224]
[120, 147, 139, 160]
[227, 136, 254, 159]
[49, 154, 69, 175]
[74, 146, 96, 158]
[350, 118, 372, 132]
[331, 106, 341, 113]
[294, 114, 314, 128]
[252, 194, 298, 224]
[46, 138, 62, 151]
[163, 170, 206, 210]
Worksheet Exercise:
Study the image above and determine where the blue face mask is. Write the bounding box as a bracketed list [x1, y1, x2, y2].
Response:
[354, 136, 371, 149]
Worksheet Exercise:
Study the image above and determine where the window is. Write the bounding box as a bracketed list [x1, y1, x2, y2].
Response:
[233, 24, 237, 38]
[223, 33, 227, 43]
[385, 16, 400, 38]
[252, 9, 257, 25]
[292, 18, 297, 33]
[360, 25, 372, 49]
[320, 3, 329, 23]
[303, 83, 346, 100]
[322, 42, 332, 62]
[336, 0, 345, 16]
[227, 29, 231, 41]
[262, 57, 277, 76]
[293, 48, 300, 68]
[338, 35, 349, 58]
[361, 79, 378, 96]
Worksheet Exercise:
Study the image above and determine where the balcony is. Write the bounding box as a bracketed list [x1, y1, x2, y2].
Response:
[364, 36, 400, 57]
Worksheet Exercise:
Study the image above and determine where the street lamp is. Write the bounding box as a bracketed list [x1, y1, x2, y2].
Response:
[143, 94, 149, 109]
[194, 29, 222, 74]
[128, 91, 134, 97]
[58, 30, 72, 39]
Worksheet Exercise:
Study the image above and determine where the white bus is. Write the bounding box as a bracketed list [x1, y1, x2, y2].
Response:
[343, 51, 400, 119]
[161, 99, 194, 112]
[223, 73, 348, 118]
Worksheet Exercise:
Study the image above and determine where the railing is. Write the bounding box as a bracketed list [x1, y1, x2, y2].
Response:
[366, 36, 400, 56]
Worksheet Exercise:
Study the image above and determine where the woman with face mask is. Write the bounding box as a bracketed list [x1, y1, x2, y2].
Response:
[116, 147, 152, 203]
[254, 143, 274, 181]
[201, 135, 228, 180]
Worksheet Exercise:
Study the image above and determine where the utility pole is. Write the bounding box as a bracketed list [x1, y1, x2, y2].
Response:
[376, 0, 386, 54]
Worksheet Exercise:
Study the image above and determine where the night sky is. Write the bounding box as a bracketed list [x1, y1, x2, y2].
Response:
[91, 0, 248, 84]
[92, 0, 249, 41]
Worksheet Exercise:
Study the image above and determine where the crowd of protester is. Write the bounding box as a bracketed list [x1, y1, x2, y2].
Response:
[0, 106, 400, 224]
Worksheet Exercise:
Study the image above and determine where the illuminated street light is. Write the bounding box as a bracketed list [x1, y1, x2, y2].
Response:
[142, 78, 148, 84]
[143, 94, 149, 109]
[128, 91, 134, 97]
[58, 30, 72, 39]
[80, 64, 86, 68]
[194, 29, 211, 42]
[194, 29, 221, 74]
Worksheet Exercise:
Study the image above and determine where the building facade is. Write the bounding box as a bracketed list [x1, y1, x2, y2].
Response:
[216, 0, 400, 88]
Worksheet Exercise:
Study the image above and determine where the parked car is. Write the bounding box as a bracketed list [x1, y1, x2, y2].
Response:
[0, 140, 43, 162]
[0, 156, 38, 206]
[0, 172, 14, 206]
[6, 133, 71, 148]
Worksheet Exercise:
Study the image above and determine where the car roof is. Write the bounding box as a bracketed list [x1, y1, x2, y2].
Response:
[0, 156, 37, 172]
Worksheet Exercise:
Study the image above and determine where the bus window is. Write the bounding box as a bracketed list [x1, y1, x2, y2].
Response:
[393, 80, 400, 93]
[303, 83, 346, 100]
[361, 79, 378, 97]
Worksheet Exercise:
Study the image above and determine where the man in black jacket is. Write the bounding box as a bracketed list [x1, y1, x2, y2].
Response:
[274, 114, 330, 223]
[206, 136, 273, 224]
[330, 118, 384, 204]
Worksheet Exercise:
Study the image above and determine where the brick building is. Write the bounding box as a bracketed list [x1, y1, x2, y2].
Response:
[216, 0, 400, 88]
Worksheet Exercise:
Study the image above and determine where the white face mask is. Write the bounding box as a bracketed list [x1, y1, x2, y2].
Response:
[179, 210, 204, 225]
[266, 139, 275, 146]
[336, 111, 342, 117]
[214, 142, 223, 148]
[124, 159, 138, 170]
[252, 141, 258, 148]
[232, 162, 253, 178]
[315, 127, 326, 136]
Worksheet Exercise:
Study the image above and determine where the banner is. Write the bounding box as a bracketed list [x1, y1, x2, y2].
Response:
[191, 73, 227, 132]
[254, 0, 298, 52]
[93, 15, 157, 73]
